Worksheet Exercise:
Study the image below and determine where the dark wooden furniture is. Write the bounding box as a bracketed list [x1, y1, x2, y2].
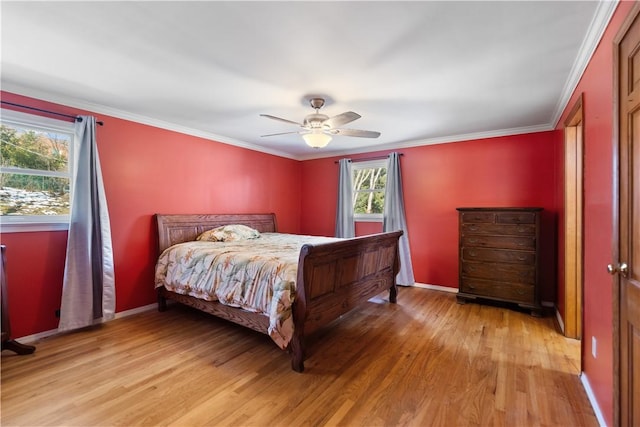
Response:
[456, 207, 543, 315]
[155, 213, 402, 372]
[1, 245, 36, 354]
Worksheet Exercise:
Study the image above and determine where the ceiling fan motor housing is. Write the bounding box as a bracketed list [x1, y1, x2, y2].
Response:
[304, 113, 330, 129]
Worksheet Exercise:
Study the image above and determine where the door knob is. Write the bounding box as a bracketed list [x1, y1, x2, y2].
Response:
[607, 263, 629, 276]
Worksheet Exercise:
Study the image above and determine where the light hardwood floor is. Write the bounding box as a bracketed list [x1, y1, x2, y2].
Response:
[1, 288, 597, 426]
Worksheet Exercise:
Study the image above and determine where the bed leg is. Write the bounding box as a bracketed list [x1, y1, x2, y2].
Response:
[289, 334, 305, 373]
[158, 294, 167, 312]
[389, 284, 398, 303]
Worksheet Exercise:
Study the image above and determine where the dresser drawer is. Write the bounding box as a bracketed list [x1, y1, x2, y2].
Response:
[461, 261, 535, 284]
[462, 235, 536, 250]
[461, 223, 536, 236]
[460, 212, 496, 223]
[496, 212, 537, 224]
[460, 278, 534, 304]
[462, 247, 535, 265]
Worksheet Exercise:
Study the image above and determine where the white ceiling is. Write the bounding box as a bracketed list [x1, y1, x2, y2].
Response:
[1, 1, 615, 160]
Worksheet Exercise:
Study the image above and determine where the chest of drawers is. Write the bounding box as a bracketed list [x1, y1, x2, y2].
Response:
[456, 207, 543, 315]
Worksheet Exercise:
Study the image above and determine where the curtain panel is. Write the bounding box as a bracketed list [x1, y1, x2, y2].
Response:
[59, 116, 115, 331]
[383, 152, 415, 285]
[335, 158, 355, 238]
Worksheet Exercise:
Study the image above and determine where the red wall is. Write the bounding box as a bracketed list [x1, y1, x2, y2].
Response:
[553, 3, 636, 425]
[301, 132, 559, 300]
[0, 231, 67, 338]
[1, 91, 301, 338]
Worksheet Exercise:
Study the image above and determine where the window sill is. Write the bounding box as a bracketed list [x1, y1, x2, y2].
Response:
[0, 222, 69, 233]
[354, 217, 383, 223]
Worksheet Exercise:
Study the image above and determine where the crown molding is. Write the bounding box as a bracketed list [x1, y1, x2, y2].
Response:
[550, 0, 618, 127]
[0, 83, 298, 160]
[297, 124, 554, 161]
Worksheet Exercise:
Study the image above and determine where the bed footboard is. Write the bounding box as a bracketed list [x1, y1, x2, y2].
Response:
[290, 230, 402, 372]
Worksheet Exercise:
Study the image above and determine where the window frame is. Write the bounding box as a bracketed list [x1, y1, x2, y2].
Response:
[0, 109, 75, 232]
[351, 158, 387, 223]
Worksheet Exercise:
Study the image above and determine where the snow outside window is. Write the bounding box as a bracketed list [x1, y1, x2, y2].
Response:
[1, 109, 75, 232]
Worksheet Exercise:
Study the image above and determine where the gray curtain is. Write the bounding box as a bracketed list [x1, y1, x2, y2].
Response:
[335, 158, 355, 238]
[383, 152, 415, 286]
[59, 116, 115, 331]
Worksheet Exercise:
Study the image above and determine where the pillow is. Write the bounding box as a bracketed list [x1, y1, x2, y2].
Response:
[196, 224, 261, 242]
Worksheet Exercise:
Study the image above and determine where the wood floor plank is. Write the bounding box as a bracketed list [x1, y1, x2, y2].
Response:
[1, 288, 597, 426]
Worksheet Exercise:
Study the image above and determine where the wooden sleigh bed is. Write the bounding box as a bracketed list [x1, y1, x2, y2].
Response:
[154, 213, 402, 372]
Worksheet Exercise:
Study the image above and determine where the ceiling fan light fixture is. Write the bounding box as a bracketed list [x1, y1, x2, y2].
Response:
[261, 96, 379, 148]
[302, 131, 332, 148]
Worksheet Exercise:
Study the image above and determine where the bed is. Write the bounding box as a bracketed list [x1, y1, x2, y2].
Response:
[154, 213, 402, 372]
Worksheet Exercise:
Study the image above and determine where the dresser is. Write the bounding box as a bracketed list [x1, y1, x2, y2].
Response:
[456, 207, 543, 315]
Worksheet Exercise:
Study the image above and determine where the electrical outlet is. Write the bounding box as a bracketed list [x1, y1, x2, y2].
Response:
[592, 336, 597, 358]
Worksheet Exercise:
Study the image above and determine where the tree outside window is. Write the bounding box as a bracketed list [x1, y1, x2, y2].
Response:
[352, 159, 387, 221]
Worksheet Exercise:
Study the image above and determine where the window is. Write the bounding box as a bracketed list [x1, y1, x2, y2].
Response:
[0, 109, 75, 231]
[352, 159, 387, 222]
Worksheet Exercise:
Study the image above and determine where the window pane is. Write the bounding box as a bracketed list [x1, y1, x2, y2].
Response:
[0, 173, 70, 215]
[1, 124, 70, 172]
[373, 168, 386, 190]
[353, 167, 386, 190]
[353, 190, 385, 214]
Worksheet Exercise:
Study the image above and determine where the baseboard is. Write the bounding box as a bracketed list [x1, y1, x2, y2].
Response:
[13, 326, 59, 344]
[411, 282, 458, 293]
[14, 303, 157, 344]
[580, 372, 607, 427]
[113, 303, 157, 320]
[555, 306, 565, 334]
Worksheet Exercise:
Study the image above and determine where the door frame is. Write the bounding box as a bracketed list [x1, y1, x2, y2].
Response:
[611, 3, 640, 425]
[563, 94, 584, 341]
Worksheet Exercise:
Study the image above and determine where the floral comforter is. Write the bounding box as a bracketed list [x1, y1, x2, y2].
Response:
[154, 233, 339, 349]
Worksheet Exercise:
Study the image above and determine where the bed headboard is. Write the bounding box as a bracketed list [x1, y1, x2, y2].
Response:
[155, 213, 277, 253]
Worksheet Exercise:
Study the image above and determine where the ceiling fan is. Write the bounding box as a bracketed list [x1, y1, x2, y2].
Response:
[260, 97, 380, 148]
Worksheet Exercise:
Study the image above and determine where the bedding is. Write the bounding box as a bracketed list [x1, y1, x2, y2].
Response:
[155, 233, 340, 349]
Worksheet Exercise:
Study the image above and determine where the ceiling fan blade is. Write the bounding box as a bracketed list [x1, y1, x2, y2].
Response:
[260, 114, 302, 126]
[333, 128, 381, 138]
[260, 131, 302, 137]
[323, 111, 361, 128]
